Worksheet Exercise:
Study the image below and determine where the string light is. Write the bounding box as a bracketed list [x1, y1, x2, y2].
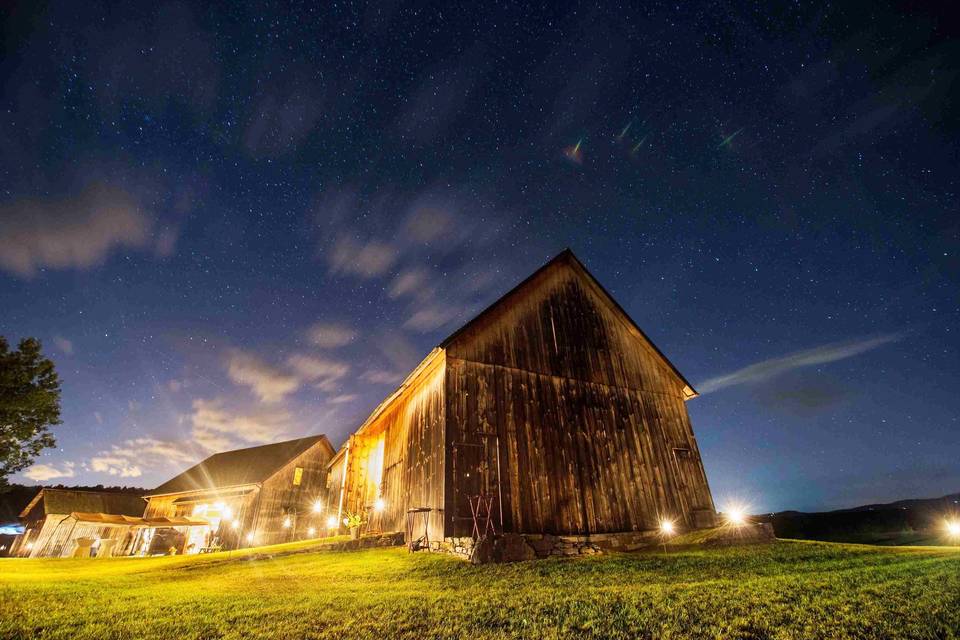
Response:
[660, 519, 675, 535]
[326, 516, 337, 529]
[245, 532, 254, 543]
[312, 499, 323, 513]
[374, 498, 386, 512]
[282, 516, 292, 529]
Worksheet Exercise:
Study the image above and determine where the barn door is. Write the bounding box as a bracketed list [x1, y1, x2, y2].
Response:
[451, 433, 503, 538]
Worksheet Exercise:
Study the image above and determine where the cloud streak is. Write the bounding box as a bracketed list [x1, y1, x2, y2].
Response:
[305, 323, 356, 348]
[190, 398, 292, 452]
[23, 461, 76, 482]
[697, 333, 903, 394]
[226, 350, 301, 403]
[90, 437, 197, 478]
[0, 184, 155, 278]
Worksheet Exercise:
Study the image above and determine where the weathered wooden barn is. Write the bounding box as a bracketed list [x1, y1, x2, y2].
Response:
[12, 488, 147, 557]
[329, 250, 717, 547]
[139, 435, 335, 554]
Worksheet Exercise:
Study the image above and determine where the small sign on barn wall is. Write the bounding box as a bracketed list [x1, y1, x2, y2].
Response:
[293, 467, 303, 486]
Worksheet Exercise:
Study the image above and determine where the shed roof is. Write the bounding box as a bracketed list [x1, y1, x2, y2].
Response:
[19, 489, 146, 519]
[67, 512, 209, 527]
[146, 435, 333, 497]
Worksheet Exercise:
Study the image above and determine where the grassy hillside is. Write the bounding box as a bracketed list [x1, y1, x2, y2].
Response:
[1, 539, 958, 639]
[757, 492, 960, 546]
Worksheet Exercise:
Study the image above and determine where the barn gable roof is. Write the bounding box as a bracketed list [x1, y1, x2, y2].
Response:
[146, 435, 334, 497]
[329, 250, 696, 459]
[19, 489, 146, 519]
[441, 248, 697, 398]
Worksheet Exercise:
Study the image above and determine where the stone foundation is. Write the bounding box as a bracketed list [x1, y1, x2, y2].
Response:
[441, 529, 661, 563]
[325, 531, 405, 551]
[439, 524, 775, 564]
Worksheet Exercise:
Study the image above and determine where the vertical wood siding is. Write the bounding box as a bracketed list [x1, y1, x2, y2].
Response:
[338, 355, 446, 540]
[254, 441, 333, 545]
[445, 259, 715, 535]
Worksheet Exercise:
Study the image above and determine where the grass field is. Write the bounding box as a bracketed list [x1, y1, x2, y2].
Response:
[1, 539, 959, 640]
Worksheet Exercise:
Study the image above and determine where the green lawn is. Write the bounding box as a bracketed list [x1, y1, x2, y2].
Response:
[1, 539, 959, 640]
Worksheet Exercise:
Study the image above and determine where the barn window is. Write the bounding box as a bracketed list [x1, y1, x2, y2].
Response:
[293, 467, 304, 486]
[673, 447, 693, 460]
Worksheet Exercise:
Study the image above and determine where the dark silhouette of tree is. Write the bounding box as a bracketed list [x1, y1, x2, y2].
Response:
[0, 337, 61, 491]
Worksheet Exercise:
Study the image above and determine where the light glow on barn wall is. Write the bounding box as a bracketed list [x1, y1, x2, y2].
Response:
[367, 434, 386, 499]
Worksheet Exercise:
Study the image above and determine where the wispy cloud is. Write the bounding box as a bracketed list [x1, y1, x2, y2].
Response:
[90, 437, 196, 478]
[305, 322, 357, 348]
[190, 398, 292, 452]
[0, 184, 155, 278]
[226, 349, 301, 403]
[23, 461, 76, 482]
[286, 353, 349, 392]
[327, 236, 398, 278]
[697, 333, 903, 394]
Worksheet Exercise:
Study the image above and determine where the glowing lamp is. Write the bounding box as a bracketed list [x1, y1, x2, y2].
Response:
[222, 506, 233, 519]
[374, 498, 386, 512]
[308, 527, 316, 537]
[660, 519, 675, 535]
[326, 516, 338, 529]
[231, 519, 240, 529]
[25, 542, 34, 550]
[947, 520, 960, 537]
[725, 506, 747, 527]
[282, 517, 292, 529]
[245, 532, 254, 543]
[312, 499, 323, 513]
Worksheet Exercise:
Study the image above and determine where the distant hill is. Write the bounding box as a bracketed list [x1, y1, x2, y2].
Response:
[0, 483, 146, 524]
[757, 493, 960, 546]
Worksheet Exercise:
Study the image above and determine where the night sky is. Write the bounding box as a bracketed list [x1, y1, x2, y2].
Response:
[1, 1, 957, 513]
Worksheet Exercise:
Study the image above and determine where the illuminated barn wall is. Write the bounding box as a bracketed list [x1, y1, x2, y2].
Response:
[332, 250, 716, 541]
[330, 351, 446, 542]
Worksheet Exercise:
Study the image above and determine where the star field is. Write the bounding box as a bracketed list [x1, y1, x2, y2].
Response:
[0, 1, 957, 512]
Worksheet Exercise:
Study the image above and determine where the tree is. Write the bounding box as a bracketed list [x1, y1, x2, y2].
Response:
[0, 337, 61, 490]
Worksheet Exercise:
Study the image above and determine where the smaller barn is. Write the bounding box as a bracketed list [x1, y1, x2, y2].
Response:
[12, 489, 146, 558]
[139, 435, 335, 554]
